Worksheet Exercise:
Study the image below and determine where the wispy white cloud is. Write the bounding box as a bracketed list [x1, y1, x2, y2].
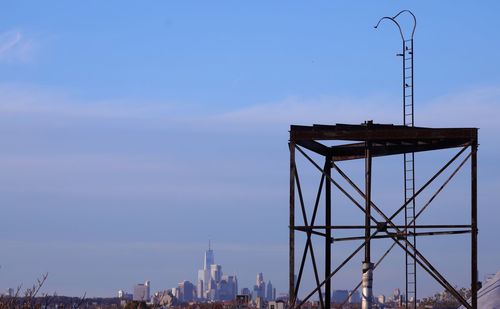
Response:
[0, 30, 34, 63]
[2, 82, 498, 133]
[1, 82, 498, 203]
[216, 86, 500, 133]
[420, 85, 500, 130]
[0, 84, 185, 126]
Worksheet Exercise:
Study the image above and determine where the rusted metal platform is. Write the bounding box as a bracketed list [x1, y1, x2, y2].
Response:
[291, 123, 475, 160]
[289, 121, 478, 309]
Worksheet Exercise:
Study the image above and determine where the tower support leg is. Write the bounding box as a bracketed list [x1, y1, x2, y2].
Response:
[362, 140, 373, 309]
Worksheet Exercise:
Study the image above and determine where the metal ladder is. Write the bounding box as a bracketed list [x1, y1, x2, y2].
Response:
[375, 11, 418, 308]
[401, 38, 417, 309]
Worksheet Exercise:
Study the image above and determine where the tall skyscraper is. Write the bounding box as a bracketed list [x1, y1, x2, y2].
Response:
[255, 273, 266, 299]
[197, 241, 215, 300]
[204, 240, 214, 270]
[266, 281, 274, 301]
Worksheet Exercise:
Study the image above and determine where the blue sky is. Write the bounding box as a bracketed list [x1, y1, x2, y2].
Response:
[0, 0, 499, 300]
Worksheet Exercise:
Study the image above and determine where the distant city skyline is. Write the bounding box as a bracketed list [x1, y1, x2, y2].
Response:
[0, 1, 499, 299]
[116, 242, 278, 304]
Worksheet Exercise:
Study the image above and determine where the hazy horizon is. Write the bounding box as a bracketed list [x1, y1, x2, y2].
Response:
[0, 1, 499, 300]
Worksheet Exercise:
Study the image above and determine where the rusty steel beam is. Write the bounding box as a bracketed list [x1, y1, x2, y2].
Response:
[293, 224, 471, 230]
[330, 140, 470, 161]
[296, 140, 331, 156]
[289, 142, 295, 307]
[333, 229, 471, 242]
[471, 139, 478, 309]
[290, 123, 477, 142]
[324, 158, 332, 309]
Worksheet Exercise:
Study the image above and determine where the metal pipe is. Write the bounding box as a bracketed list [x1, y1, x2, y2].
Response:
[363, 141, 373, 309]
[365, 142, 372, 263]
[362, 262, 374, 309]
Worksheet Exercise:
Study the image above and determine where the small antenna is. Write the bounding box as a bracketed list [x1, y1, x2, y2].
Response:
[209, 239, 211, 250]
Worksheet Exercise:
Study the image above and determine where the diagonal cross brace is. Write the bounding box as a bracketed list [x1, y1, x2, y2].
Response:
[330, 151, 472, 308]
[294, 144, 472, 308]
[293, 168, 325, 308]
